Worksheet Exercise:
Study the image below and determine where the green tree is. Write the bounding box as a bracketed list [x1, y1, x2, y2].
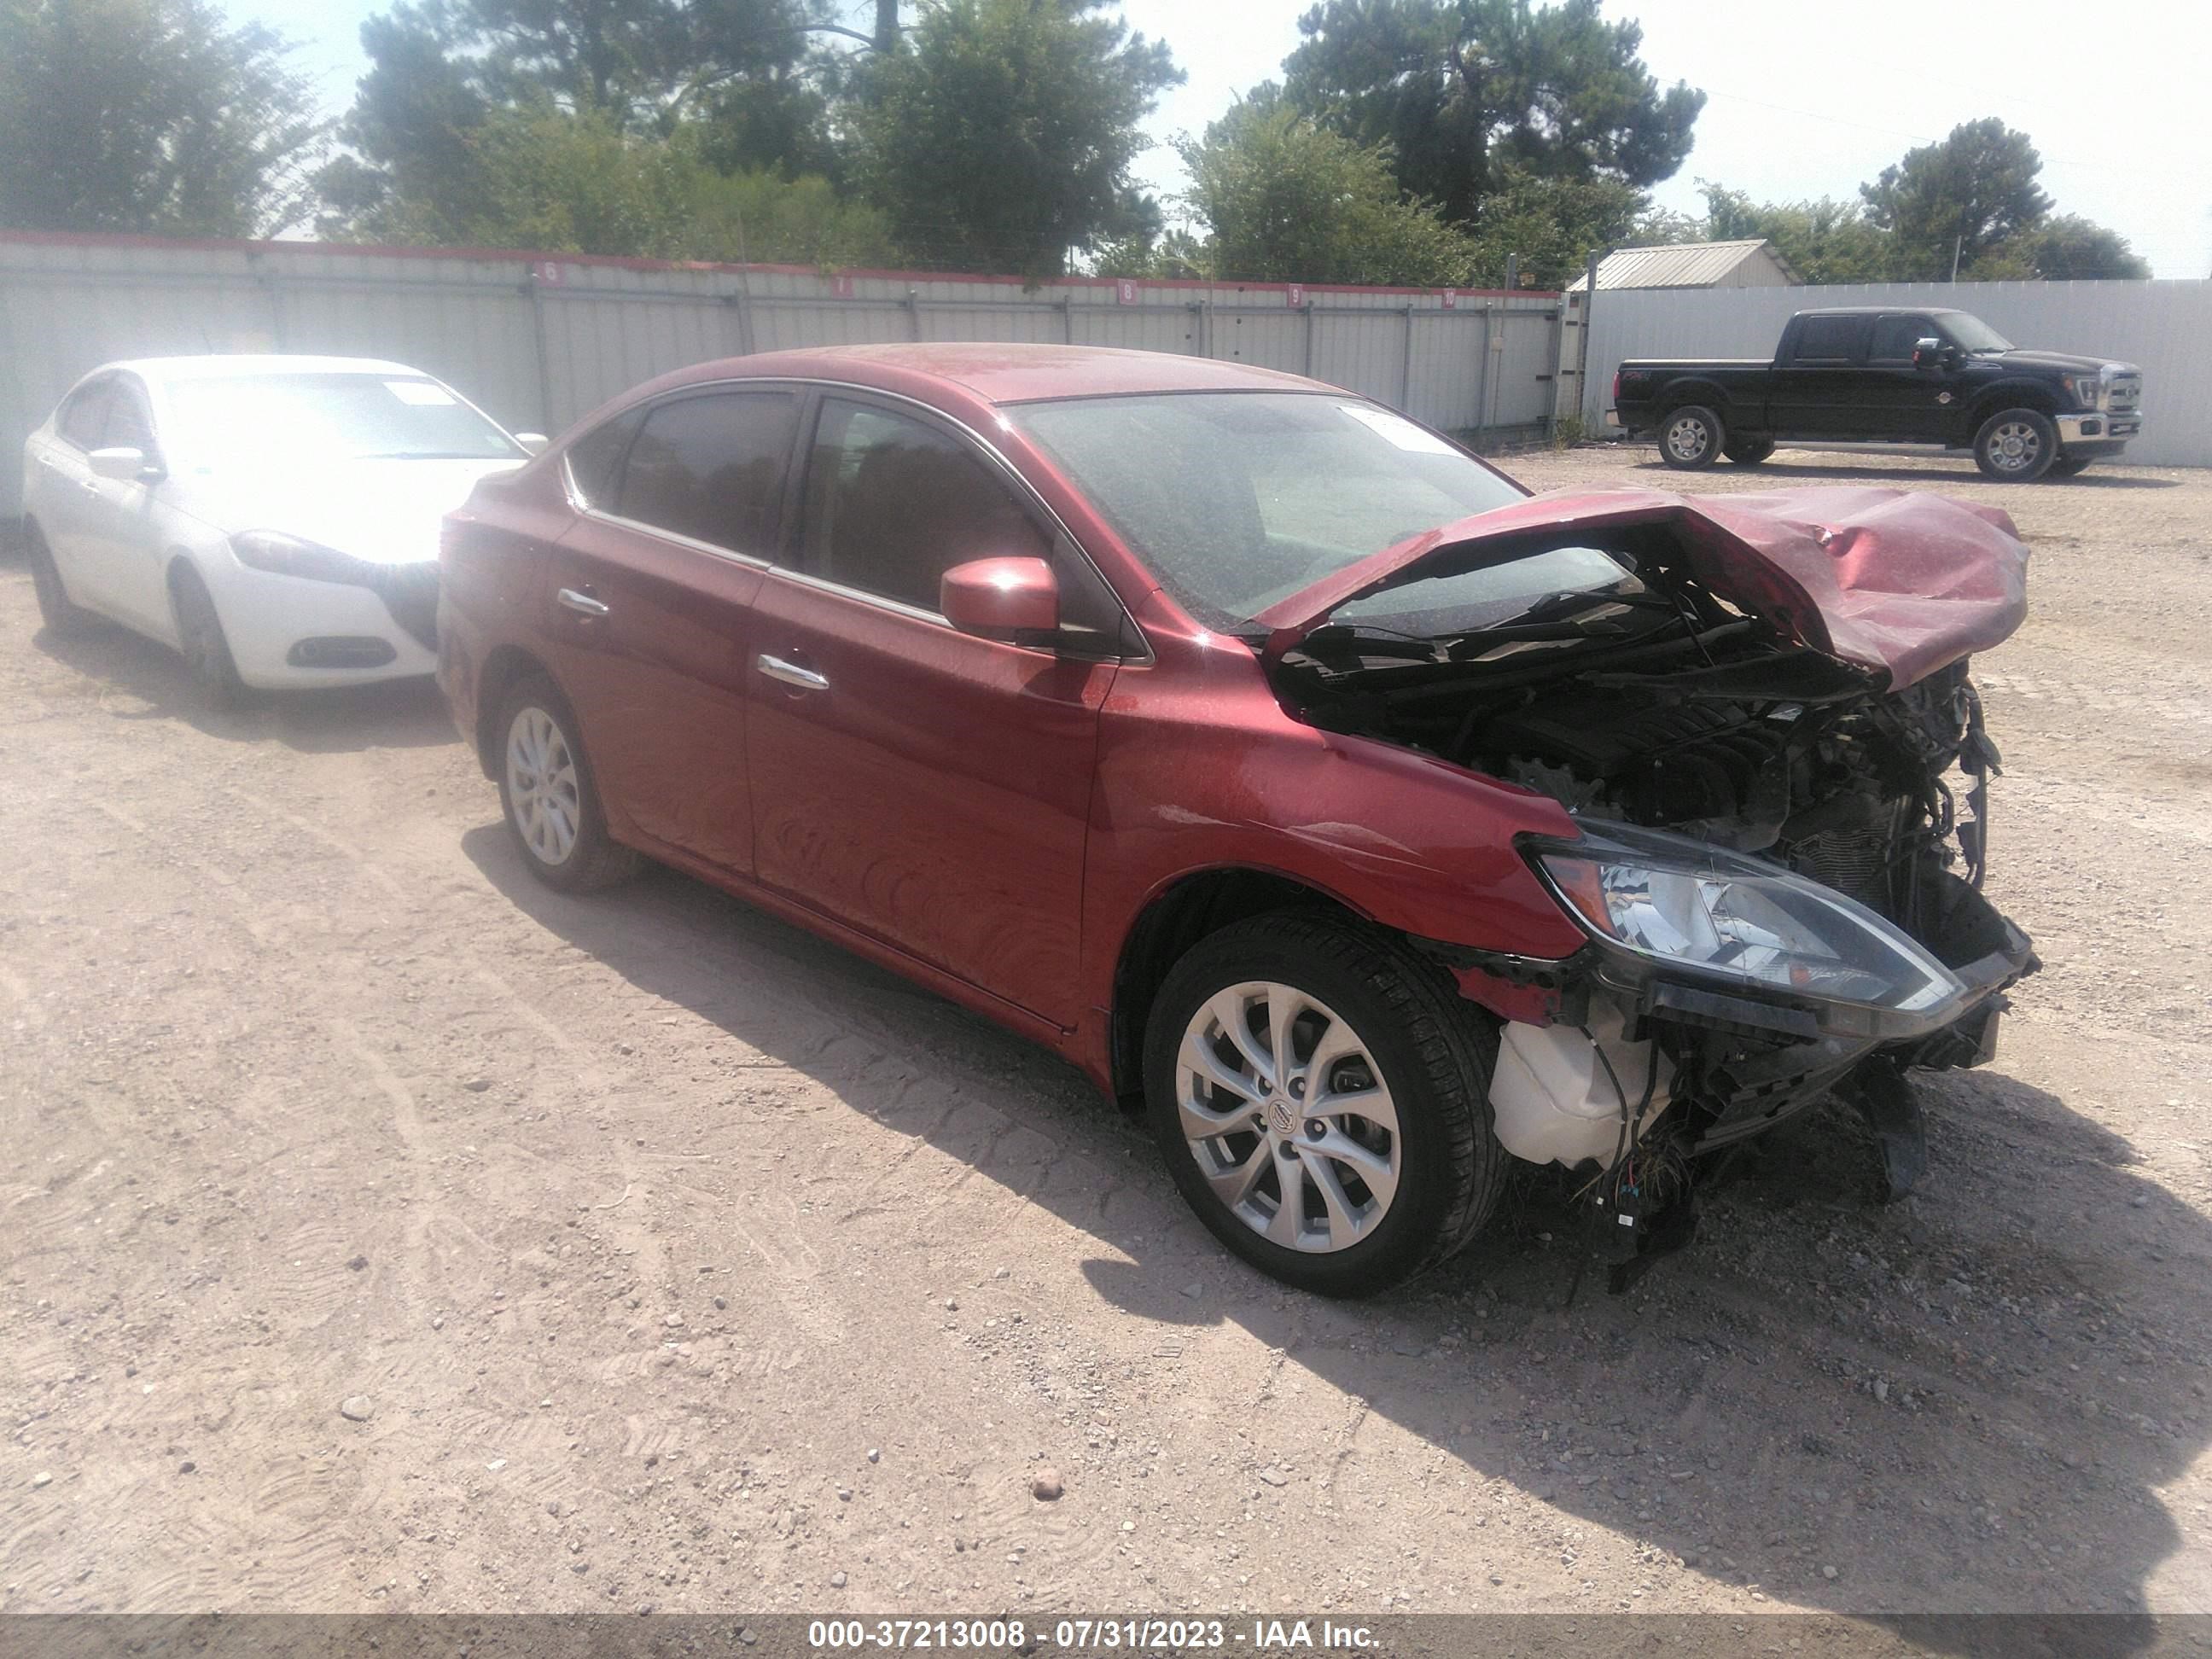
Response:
[1700, 183, 1893, 284]
[0, 0, 324, 236]
[1280, 0, 1703, 227]
[2011, 213, 2151, 281]
[1173, 100, 1476, 285]
[1457, 165, 1639, 287]
[851, 0, 1181, 278]
[1860, 117, 2051, 282]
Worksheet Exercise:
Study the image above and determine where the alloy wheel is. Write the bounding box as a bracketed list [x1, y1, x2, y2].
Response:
[1664, 414, 1711, 463]
[1987, 419, 2044, 474]
[1173, 981, 1402, 1253]
[506, 706, 582, 866]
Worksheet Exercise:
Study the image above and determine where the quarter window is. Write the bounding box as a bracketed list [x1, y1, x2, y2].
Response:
[565, 407, 643, 509]
[800, 399, 1046, 614]
[613, 392, 796, 556]
[1795, 315, 1868, 363]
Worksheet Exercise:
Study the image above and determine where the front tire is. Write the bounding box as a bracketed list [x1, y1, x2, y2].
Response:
[24, 522, 96, 637]
[493, 674, 639, 893]
[1972, 408, 2058, 480]
[1723, 437, 1777, 466]
[1659, 405, 1726, 470]
[1143, 911, 1505, 1297]
[169, 563, 247, 708]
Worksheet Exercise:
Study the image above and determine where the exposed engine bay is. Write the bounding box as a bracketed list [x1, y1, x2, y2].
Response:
[1266, 503, 2040, 1287]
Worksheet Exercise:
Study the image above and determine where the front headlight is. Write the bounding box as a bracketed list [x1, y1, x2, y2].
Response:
[230, 529, 371, 584]
[1528, 820, 1964, 1026]
[2064, 373, 2104, 410]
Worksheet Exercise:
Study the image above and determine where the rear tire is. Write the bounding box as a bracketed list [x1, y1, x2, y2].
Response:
[169, 563, 247, 709]
[24, 522, 96, 637]
[493, 673, 640, 893]
[1723, 438, 1777, 466]
[1972, 408, 2058, 481]
[2047, 456, 2093, 477]
[1143, 911, 1505, 1297]
[1658, 405, 1725, 470]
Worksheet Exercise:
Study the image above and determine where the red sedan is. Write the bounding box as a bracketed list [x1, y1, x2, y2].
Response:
[437, 344, 2035, 1296]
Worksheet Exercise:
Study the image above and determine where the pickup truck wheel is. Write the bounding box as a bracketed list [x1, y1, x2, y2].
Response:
[1659, 405, 1725, 470]
[1973, 408, 2058, 480]
[1723, 438, 1776, 466]
[1144, 911, 1505, 1297]
[2048, 456, 2094, 477]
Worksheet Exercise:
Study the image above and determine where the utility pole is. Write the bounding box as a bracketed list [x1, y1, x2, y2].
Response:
[1950, 233, 1963, 282]
[875, 0, 899, 50]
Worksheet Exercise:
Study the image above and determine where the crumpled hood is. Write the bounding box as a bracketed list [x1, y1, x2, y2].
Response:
[1254, 486, 2030, 692]
[172, 457, 525, 565]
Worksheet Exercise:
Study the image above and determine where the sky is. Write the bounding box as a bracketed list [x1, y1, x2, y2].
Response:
[247, 0, 2212, 279]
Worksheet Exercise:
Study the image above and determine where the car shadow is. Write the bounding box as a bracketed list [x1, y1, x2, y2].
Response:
[1614, 454, 2182, 490]
[30, 617, 459, 754]
[463, 827, 2205, 1650]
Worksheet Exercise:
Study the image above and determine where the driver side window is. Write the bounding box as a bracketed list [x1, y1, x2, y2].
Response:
[1869, 315, 1936, 364]
[56, 379, 113, 451]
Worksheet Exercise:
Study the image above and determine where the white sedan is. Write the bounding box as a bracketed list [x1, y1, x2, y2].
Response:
[20, 354, 543, 702]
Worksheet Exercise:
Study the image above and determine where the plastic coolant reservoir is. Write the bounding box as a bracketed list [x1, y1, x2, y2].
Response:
[1487, 1005, 1674, 1167]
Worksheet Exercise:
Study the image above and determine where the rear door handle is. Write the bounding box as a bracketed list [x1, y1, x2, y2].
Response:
[556, 586, 608, 617]
[757, 654, 828, 691]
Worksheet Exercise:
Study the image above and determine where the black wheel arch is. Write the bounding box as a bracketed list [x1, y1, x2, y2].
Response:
[474, 644, 562, 780]
[1109, 866, 1425, 1109]
[1965, 378, 2064, 435]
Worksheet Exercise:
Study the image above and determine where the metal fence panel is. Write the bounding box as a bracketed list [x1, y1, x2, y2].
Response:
[1, 231, 1562, 519]
[1580, 277, 2212, 468]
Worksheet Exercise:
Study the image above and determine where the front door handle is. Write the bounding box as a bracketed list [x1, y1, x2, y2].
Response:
[556, 586, 609, 618]
[757, 654, 828, 692]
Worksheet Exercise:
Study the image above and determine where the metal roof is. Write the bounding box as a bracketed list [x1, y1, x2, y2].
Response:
[1569, 240, 1800, 291]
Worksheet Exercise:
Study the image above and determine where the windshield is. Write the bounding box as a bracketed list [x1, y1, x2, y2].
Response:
[161, 373, 524, 466]
[1009, 392, 1551, 631]
[1941, 313, 2014, 353]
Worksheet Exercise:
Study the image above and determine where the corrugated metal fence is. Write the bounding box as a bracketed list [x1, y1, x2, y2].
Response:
[1580, 276, 2212, 468]
[0, 230, 1565, 520]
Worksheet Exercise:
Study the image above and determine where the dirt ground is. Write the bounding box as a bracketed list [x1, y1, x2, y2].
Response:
[3, 443, 2209, 1633]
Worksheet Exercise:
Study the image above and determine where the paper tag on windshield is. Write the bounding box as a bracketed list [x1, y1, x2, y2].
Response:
[1338, 403, 1454, 454]
[386, 380, 457, 406]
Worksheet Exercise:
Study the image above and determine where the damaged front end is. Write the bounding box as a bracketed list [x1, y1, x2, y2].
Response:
[1258, 486, 2040, 1284]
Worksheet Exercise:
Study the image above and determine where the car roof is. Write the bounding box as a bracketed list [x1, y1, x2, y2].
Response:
[1791, 306, 1969, 319]
[96, 353, 431, 385]
[649, 342, 1328, 405]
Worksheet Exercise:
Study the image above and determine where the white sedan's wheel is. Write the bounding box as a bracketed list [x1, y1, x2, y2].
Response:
[1175, 981, 1402, 1253]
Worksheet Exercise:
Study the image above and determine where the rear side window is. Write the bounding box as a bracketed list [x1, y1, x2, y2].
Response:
[57, 379, 113, 449]
[614, 392, 796, 556]
[801, 399, 1046, 613]
[1795, 315, 1868, 363]
[1868, 315, 1934, 363]
[565, 407, 643, 508]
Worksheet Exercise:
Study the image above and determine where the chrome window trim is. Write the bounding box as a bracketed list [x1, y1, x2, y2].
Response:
[566, 373, 1150, 661]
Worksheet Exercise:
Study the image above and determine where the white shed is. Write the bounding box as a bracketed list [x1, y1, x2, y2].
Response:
[1568, 239, 1801, 292]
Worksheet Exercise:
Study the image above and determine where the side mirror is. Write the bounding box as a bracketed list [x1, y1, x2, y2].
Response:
[88, 445, 158, 481]
[515, 432, 550, 456]
[940, 556, 1060, 643]
[1911, 338, 1946, 370]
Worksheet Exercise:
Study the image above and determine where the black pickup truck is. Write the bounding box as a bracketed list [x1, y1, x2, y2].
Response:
[1608, 306, 2143, 480]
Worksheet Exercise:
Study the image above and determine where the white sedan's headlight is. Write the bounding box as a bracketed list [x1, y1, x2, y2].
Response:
[231, 529, 371, 584]
[1529, 820, 1964, 1028]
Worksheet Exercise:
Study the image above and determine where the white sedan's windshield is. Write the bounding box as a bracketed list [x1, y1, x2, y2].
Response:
[1009, 392, 1608, 632]
[162, 373, 523, 466]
